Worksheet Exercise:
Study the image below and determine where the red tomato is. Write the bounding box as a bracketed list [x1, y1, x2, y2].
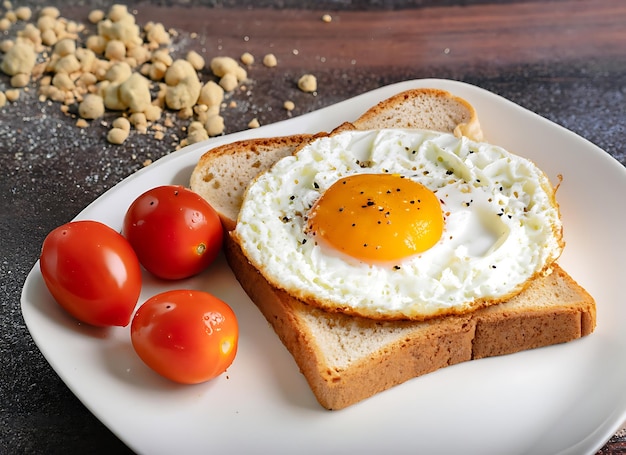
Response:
[123, 185, 223, 280]
[39, 220, 142, 327]
[131, 290, 238, 384]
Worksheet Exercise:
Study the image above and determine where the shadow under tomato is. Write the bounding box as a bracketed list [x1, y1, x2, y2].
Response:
[100, 337, 176, 390]
[99, 335, 229, 412]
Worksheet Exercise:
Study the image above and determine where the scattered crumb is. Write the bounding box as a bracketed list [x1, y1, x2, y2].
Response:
[205, 114, 224, 136]
[107, 127, 129, 144]
[0, 3, 322, 153]
[219, 72, 238, 92]
[186, 50, 205, 71]
[298, 74, 317, 93]
[87, 9, 104, 24]
[262, 53, 277, 68]
[10, 72, 29, 88]
[0, 40, 13, 53]
[130, 112, 148, 132]
[78, 94, 104, 119]
[15, 6, 32, 21]
[112, 116, 131, 132]
[240, 52, 254, 66]
[1, 41, 36, 77]
[5, 88, 20, 102]
[40, 6, 60, 19]
[185, 125, 208, 144]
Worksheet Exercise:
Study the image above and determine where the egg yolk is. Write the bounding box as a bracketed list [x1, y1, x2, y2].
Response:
[306, 174, 444, 263]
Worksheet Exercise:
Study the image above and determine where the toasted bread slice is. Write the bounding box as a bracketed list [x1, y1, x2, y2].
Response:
[225, 236, 595, 410]
[352, 87, 483, 141]
[189, 88, 596, 410]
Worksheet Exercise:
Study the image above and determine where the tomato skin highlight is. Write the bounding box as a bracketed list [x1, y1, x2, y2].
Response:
[123, 185, 223, 280]
[39, 220, 142, 327]
[131, 290, 238, 384]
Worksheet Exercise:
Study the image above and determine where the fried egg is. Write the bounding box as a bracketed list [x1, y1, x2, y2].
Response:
[233, 128, 563, 320]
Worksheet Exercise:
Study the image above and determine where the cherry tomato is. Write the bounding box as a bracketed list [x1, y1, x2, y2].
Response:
[123, 185, 223, 280]
[39, 220, 142, 327]
[131, 290, 238, 384]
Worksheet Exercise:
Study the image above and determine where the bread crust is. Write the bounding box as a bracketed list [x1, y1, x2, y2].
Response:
[352, 88, 483, 141]
[225, 233, 595, 410]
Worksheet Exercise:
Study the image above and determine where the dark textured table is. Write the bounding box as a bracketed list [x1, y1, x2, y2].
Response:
[2, 1, 625, 453]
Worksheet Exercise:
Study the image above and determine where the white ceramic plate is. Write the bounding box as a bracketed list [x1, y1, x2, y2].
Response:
[21, 79, 626, 455]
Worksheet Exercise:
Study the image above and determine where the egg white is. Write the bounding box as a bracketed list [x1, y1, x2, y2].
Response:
[233, 128, 563, 320]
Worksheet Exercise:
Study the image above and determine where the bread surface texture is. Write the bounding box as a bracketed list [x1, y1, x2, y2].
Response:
[189, 87, 596, 410]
